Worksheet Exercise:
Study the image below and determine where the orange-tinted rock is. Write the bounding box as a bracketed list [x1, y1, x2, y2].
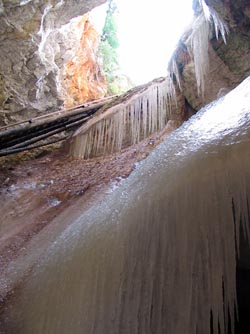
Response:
[63, 15, 107, 108]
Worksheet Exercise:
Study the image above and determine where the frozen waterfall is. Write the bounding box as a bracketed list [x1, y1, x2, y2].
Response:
[1, 77, 250, 334]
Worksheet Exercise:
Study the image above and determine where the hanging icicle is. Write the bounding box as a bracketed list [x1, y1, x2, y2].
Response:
[70, 77, 177, 159]
[2, 77, 250, 334]
[188, 0, 229, 95]
[70, 0, 229, 160]
[168, 57, 182, 91]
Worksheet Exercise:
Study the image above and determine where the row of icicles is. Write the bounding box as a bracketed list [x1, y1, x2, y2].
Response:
[70, 0, 229, 159]
[70, 78, 176, 159]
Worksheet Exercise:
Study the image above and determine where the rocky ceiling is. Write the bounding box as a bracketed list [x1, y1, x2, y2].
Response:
[180, 0, 250, 111]
[0, 0, 106, 123]
[0, 0, 250, 126]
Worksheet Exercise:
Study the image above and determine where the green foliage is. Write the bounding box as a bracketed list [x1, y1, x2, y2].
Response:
[99, 41, 118, 73]
[101, 12, 119, 49]
[99, 0, 131, 95]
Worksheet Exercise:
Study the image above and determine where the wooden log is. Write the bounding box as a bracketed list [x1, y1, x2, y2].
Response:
[0, 136, 69, 157]
[7, 115, 91, 151]
[0, 96, 119, 152]
[0, 95, 117, 143]
[0, 111, 92, 150]
[0, 95, 118, 131]
[0, 106, 92, 140]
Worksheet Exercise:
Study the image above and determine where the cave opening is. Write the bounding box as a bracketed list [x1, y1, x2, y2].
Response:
[1, 1, 250, 333]
[36, 0, 194, 110]
[35, 6, 250, 332]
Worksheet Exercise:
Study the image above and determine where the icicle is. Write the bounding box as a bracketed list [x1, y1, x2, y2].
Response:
[70, 77, 176, 159]
[168, 57, 182, 90]
[188, 12, 210, 96]
[188, 0, 228, 96]
[4, 78, 250, 334]
[199, 0, 229, 43]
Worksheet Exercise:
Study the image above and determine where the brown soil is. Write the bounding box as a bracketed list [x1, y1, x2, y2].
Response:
[0, 122, 180, 303]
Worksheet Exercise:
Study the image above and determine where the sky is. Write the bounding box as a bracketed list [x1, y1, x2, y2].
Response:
[92, 0, 194, 85]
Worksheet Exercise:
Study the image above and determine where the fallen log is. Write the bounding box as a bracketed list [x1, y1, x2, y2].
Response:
[0, 95, 117, 131]
[6, 115, 91, 151]
[0, 136, 70, 157]
[0, 101, 106, 141]
[0, 111, 91, 150]
[0, 95, 118, 155]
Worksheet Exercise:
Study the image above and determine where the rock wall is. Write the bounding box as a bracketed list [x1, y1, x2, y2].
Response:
[0, 0, 250, 127]
[63, 15, 107, 108]
[174, 0, 250, 112]
[0, 0, 106, 124]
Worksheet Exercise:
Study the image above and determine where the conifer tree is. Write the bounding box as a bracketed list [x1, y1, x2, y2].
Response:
[99, 0, 132, 95]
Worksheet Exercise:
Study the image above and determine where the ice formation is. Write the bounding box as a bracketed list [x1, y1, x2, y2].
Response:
[2, 77, 250, 334]
[188, 0, 228, 95]
[70, 77, 176, 158]
[70, 0, 229, 159]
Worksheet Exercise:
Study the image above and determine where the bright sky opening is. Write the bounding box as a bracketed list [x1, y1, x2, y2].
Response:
[92, 0, 194, 85]
[116, 0, 194, 85]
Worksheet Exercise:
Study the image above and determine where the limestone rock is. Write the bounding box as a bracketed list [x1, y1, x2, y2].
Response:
[63, 14, 107, 108]
[176, 0, 250, 111]
[0, 0, 106, 120]
[1, 0, 250, 127]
